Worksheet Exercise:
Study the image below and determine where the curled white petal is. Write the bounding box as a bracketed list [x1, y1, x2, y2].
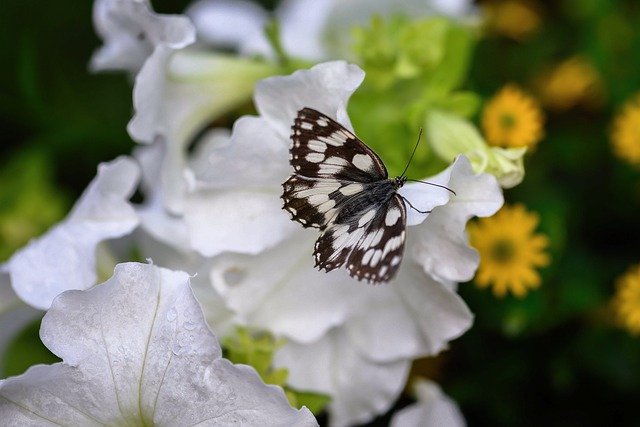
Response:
[186, 0, 270, 54]
[255, 61, 365, 139]
[0, 263, 317, 426]
[4, 157, 140, 310]
[412, 156, 504, 283]
[91, 0, 195, 73]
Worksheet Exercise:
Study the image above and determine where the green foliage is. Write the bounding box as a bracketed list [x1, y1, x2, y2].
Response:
[0, 149, 68, 261]
[2, 320, 59, 377]
[348, 15, 480, 178]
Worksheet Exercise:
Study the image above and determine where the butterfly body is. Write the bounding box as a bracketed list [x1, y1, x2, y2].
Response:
[281, 108, 409, 284]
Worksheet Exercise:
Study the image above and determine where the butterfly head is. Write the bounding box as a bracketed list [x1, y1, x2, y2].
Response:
[392, 176, 407, 190]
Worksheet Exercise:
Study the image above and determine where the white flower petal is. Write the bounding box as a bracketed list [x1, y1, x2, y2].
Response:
[91, 0, 195, 73]
[346, 259, 473, 361]
[399, 162, 458, 226]
[390, 379, 466, 427]
[208, 233, 363, 343]
[278, 0, 333, 60]
[276, 330, 411, 427]
[412, 156, 504, 283]
[0, 263, 317, 426]
[134, 142, 192, 252]
[4, 157, 140, 310]
[186, 0, 270, 54]
[183, 116, 297, 256]
[186, 190, 298, 257]
[190, 116, 289, 189]
[255, 61, 365, 139]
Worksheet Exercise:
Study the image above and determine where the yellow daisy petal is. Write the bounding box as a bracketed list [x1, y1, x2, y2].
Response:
[468, 204, 550, 298]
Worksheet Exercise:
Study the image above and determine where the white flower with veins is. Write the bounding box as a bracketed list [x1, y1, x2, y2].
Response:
[0, 262, 317, 426]
[183, 61, 503, 426]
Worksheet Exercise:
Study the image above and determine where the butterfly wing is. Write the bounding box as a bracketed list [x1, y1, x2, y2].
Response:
[289, 107, 388, 182]
[314, 193, 407, 284]
[282, 108, 388, 229]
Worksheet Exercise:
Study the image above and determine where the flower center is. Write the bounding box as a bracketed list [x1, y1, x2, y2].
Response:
[500, 112, 517, 130]
[490, 238, 517, 263]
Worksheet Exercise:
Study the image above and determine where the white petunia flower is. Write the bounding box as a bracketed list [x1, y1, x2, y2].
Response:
[185, 61, 503, 425]
[0, 262, 317, 426]
[91, 0, 195, 73]
[2, 157, 140, 310]
[390, 379, 466, 427]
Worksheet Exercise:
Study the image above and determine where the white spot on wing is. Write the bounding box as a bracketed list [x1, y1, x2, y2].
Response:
[308, 140, 327, 152]
[385, 208, 401, 226]
[352, 153, 374, 171]
[300, 122, 313, 130]
[362, 248, 375, 264]
[305, 152, 325, 163]
[340, 183, 363, 196]
[308, 194, 329, 205]
[370, 249, 383, 266]
[358, 209, 376, 227]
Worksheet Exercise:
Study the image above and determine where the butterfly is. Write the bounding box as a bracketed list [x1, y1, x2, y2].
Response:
[281, 107, 453, 284]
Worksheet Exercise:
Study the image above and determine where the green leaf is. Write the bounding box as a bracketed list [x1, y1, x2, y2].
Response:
[285, 388, 331, 414]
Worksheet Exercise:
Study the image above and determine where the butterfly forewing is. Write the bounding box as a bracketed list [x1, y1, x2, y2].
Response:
[290, 108, 388, 182]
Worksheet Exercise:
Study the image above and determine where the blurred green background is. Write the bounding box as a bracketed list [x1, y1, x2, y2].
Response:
[2, 0, 640, 425]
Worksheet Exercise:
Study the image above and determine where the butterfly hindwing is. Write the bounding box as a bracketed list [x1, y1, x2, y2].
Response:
[313, 192, 407, 284]
[290, 108, 388, 182]
[345, 194, 407, 283]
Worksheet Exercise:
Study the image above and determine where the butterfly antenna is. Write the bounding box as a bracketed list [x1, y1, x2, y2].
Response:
[405, 179, 457, 196]
[400, 127, 423, 178]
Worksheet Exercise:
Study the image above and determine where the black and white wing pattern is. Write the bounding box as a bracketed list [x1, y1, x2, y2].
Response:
[281, 107, 407, 284]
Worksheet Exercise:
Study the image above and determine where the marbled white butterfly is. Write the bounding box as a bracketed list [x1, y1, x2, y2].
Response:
[281, 107, 453, 284]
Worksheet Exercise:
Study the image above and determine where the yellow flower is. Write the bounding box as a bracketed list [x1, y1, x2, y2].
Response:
[468, 204, 550, 298]
[612, 264, 640, 335]
[611, 93, 640, 166]
[482, 84, 545, 149]
[484, 0, 541, 41]
[537, 56, 605, 111]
